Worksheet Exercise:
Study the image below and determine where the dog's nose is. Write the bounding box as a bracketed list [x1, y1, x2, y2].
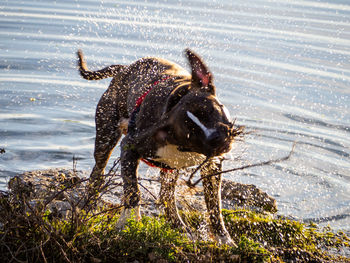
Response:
[207, 131, 222, 146]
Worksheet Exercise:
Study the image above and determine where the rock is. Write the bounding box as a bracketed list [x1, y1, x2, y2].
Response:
[8, 169, 84, 200]
[8, 169, 94, 218]
[221, 179, 277, 213]
[7, 169, 277, 219]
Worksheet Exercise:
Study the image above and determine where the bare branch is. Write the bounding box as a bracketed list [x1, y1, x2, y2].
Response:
[187, 142, 296, 188]
[138, 181, 158, 200]
[185, 156, 210, 188]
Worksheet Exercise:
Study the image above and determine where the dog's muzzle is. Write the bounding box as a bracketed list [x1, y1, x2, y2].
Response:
[203, 123, 235, 157]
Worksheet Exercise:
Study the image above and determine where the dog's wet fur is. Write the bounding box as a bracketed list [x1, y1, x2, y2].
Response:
[77, 49, 242, 246]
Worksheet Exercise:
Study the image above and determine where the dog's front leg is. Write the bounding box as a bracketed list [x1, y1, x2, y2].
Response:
[116, 137, 141, 229]
[159, 170, 190, 233]
[201, 158, 236, 247]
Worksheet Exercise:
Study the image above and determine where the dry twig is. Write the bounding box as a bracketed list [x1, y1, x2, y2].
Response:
[186, 142, 296, 188]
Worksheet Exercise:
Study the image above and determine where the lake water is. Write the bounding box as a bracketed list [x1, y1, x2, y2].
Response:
[1, 0, 349, 231]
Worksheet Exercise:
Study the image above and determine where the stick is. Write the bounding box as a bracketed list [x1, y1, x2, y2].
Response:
[187, 142, 296, 188]
[185, 156, 210, 187]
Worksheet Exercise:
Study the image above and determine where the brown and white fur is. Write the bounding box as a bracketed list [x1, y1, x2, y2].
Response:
[77, 49, 242, 246]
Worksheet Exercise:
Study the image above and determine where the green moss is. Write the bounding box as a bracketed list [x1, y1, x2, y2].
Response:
[1, 191, 349, 262]
[221, 209, 349, 262]
[181, 209, 350, 262]
[116, 215, 193, 261]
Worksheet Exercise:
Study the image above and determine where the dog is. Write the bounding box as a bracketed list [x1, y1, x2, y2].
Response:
[77, 49, 242, 246]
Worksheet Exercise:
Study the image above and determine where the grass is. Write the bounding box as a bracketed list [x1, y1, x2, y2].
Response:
[1, 187, 349, 263]
[0, 165, 349, 262]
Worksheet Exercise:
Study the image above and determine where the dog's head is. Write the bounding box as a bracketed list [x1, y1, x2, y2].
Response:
[155, 49, 242, 157]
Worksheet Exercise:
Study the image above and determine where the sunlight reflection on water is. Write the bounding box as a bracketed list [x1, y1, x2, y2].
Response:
[0, 0, 349, 230]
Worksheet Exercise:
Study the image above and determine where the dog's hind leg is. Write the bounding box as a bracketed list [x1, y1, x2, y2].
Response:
[89, 87, 122, 193]
[201, 158, 237, 247]
[159, 170, 189, 232]
[116, 136, 142, 229]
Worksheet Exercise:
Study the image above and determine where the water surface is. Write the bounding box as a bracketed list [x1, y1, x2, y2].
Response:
[1, 0, 349, 230]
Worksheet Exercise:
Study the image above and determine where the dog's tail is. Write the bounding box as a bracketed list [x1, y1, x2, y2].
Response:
[77, 49, 125, 80]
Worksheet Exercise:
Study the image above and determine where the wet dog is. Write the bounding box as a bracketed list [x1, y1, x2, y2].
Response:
[77, 49, 242, 245]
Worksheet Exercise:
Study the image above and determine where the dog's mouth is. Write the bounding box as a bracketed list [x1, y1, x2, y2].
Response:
[204, 123, 244, 157]
[205, 138, 232, 157]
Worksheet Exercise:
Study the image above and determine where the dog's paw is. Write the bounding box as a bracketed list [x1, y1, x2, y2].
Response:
[116, 206, 141, 230]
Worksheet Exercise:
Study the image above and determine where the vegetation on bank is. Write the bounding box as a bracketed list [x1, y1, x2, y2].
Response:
[0, 187, 349, 263]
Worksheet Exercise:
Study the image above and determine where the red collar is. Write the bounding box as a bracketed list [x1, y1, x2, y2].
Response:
[134, 76, 173, 109]
[132, 75, 175, 173]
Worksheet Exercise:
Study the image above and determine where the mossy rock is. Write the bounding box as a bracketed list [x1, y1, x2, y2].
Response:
[1, 169, 349, 262]
[7, 169, 278, 217]
[1, 189, 349, 262]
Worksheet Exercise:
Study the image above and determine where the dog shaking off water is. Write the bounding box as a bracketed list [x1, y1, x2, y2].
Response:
[77, 49, 242, 246]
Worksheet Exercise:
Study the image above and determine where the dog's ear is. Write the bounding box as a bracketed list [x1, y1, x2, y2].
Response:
[185, 49, 215, 95]
[163, 84, 191, 113]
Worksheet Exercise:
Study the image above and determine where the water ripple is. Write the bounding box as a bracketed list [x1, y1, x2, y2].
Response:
[1, 0, 349, 230]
